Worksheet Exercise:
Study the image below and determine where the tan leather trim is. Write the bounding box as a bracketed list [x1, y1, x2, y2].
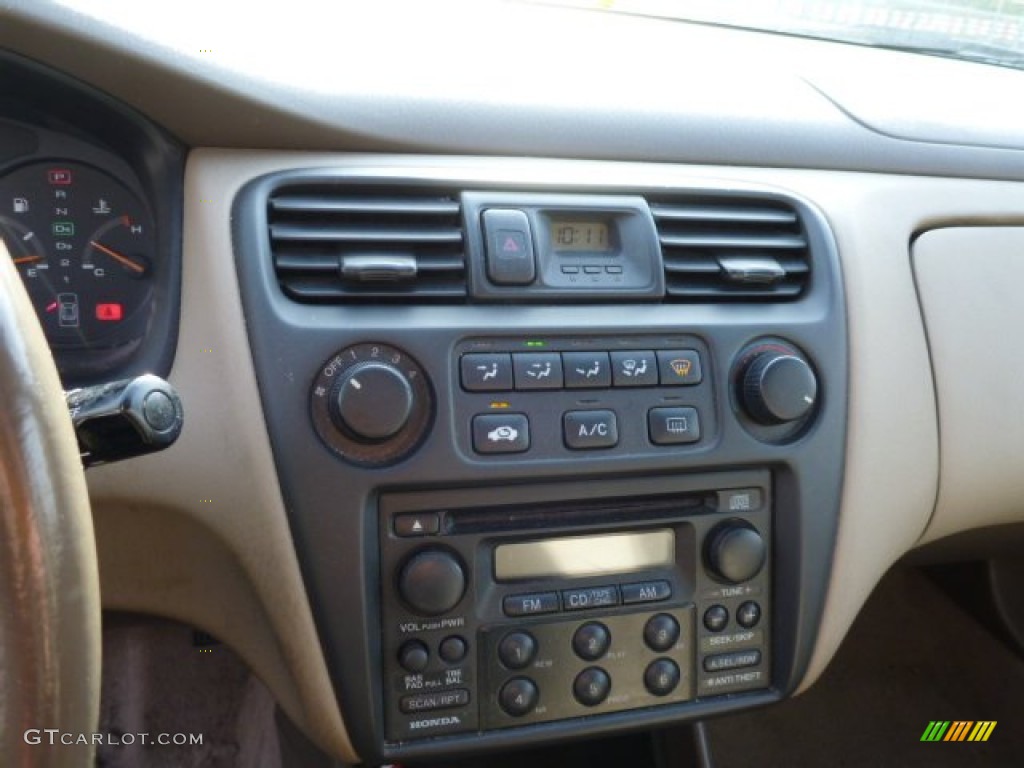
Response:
[0, 242, 100, 766]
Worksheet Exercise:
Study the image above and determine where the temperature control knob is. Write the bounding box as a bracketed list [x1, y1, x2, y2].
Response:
[398, 549, 466, 616]
[310, 343, 432, 466]
[740, 350, 817, 426]
[333, 362, 414, 441]
[705, 521, 766, 584]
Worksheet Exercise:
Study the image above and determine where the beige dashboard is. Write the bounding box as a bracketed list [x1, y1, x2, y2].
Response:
[80, 149, 1024, 761]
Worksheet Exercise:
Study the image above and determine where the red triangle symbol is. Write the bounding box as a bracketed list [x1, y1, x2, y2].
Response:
[502, 236, 520, 253]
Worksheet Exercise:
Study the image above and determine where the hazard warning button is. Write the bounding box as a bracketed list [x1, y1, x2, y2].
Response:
[483, 208, 536, 286]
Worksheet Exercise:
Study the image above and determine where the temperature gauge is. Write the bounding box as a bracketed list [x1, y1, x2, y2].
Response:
[0, 160, 156, 352]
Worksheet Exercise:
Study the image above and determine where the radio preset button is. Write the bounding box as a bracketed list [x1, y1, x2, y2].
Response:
[498, 631, 538, 670]
[461, 353, 513, 392]
[644, 658, 681, 697]
[562, 585, 619, 611]
[703, 649, 762, 673]
[563, 410, 619, 450]
[562, 351, 611, 388]
[499, 677, 539, 717]
[439, 635, 468, 664]
[472, 413, 530, 455]
[737, 601, 762, 629]
[703, 605, 729, 632]
[657, 350, 703, 386]
[610, 350, 658, 387]
[503, 591, 560, 617]
[512, 352, 564, 391]
[398, 640, 430, 673]
[572, 622, 611, 661]
[573, 667, 611, 707]
[621, 580, 672, 605]
[643, 613, 680, 652]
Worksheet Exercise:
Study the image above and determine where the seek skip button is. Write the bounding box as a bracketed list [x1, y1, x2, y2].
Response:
[562, 586, 619, 611]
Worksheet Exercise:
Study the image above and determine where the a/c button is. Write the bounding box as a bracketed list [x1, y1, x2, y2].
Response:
[564, 410, 618, 450]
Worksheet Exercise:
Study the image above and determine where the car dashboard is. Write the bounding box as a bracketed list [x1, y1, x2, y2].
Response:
[3, 2, 1024, 764]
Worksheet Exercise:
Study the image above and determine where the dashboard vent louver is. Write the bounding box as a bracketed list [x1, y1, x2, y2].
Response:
[268, 185, 467, 302]
[649, 196, 810, 301]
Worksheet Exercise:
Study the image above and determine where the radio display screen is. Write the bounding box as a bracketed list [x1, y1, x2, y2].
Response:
[494, 529, 675, 581]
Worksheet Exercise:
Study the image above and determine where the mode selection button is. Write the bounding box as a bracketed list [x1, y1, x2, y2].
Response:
[513, 352, 563, 390]
[610, 350, 658, 387]
[461, 353, 513, 392]
[562, 351, 611, 388]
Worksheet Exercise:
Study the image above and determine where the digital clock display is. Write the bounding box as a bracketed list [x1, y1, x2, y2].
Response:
[550, 220, 611, 252]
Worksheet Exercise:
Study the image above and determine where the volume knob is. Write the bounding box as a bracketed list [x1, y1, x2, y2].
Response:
[398, 549, 466, 616]
[741, 351, 817, 425]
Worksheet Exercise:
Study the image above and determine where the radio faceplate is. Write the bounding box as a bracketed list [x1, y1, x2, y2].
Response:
[379, 471, 772, 744]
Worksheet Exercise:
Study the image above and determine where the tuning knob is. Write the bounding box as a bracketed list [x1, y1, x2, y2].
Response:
[740, 350, 817, 425]
[333, 361, 414, 441]
[705, 521, 766, 584]
[398, 549, 467, 616]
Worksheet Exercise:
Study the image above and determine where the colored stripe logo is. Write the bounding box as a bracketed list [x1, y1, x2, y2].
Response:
[921, 721, 996, 742]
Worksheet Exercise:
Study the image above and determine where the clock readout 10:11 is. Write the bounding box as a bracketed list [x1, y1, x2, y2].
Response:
[550, 219, 612, 252]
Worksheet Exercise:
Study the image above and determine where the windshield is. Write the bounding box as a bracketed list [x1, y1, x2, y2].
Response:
[554, 0, 1024, 69]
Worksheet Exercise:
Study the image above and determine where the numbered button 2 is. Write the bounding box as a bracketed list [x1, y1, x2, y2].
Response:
[572, 621, 611, 661]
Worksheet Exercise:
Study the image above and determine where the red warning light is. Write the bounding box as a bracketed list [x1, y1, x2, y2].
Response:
[95, 303, 123, 321]
[47, 169, 73, 185]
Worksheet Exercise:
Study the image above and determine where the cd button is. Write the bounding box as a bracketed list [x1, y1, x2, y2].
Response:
[562, 585, 619, 611]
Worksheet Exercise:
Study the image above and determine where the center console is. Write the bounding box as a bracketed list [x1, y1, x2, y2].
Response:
[232, 162, 847, 763]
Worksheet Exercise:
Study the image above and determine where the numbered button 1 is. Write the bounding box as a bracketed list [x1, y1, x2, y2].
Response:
[499, 677, 539, 717]
[572, 622, 611, 661]
[644, 613, 680, 652]
[573, 667, 611, 707]
[498, 631, 537, 670]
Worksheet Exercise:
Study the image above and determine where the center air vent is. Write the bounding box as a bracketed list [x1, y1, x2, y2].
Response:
[269, 185, 467, 302]
[648, 196, 811, 301]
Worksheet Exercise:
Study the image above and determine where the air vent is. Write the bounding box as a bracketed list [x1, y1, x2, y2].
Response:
[649, 196, 810, 301]
[268, 185, 467, 302]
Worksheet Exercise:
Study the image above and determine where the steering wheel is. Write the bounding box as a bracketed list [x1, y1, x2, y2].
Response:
[0, 243, 101, 765]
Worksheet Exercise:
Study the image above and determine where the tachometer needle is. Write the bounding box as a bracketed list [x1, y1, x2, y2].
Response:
[89, 240, 145, 274]
[13, 255, 43, 265]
